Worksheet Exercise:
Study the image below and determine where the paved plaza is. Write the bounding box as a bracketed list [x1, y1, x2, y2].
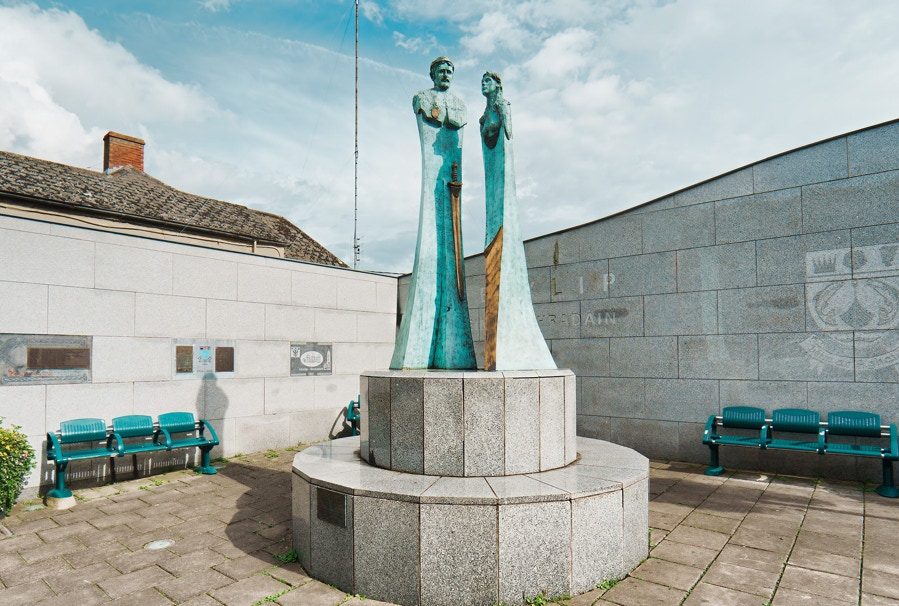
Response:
[0, 446, 897, 605]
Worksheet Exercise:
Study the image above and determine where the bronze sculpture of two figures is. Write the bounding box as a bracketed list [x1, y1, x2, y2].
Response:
[390, 57, 555, 372]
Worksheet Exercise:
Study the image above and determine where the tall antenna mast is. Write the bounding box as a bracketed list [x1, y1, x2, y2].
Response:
[353, 0, 361, 268]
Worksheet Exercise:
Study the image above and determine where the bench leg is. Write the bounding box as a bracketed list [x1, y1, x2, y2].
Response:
[705, 443, 724, 476]
[46, 461, 77, 509]
[47, 461, 72, 499]
[876, 459, 899, 498]
[196, 445, 217, 475]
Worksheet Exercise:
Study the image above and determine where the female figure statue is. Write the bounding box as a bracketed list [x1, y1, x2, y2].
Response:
[480, 72, 556, 370]
[390, 57, 477, 370]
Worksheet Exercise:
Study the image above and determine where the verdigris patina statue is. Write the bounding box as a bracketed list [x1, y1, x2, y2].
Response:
[390, 57, 477, 370]
[481, 71, 556, 370]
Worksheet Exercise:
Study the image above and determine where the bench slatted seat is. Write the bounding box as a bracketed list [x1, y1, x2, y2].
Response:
[703, 406, 898, 498]
[702, 406, 767, 475]
[46, 418, 115, 501]
[46, 412, 220, 506]
[157, 412, 219, 475]
[110, 415, 170, 482]
[112, 415, 167, 455]
[765, 409, 823, 453]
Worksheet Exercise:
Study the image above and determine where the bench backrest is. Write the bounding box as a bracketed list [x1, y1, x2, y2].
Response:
[721, 406, 766, 429]
[158, 412, 197, 434]
[112, 415, 155, 438]
[772, 409, 820, 433]
[59, 418, 107, 444]
[828, 411, 882, 437]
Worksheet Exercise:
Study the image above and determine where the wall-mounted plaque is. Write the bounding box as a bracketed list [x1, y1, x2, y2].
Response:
[290, 342, 332, 376]
[175, 345, 194, 373]
[0, 334, 92, 386]
[316, 487, 347, 528]
[172, 339, 236, 379]
[215, 346, 234, 373]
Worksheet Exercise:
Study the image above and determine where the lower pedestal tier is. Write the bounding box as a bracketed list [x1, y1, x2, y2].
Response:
[292, 436, 648, 606]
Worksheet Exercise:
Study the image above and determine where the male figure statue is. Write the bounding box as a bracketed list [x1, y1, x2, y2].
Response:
[390, 57, 477, 370]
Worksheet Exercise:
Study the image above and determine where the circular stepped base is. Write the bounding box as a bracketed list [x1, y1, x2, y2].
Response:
[292, 436, 648, 606]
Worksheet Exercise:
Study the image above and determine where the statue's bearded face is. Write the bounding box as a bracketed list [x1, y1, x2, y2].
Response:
[433, 63, 453, 90]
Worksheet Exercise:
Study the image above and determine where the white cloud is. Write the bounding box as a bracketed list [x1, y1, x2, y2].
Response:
[0, 76, 100, 166]
[393, 32, 438, 54]
[460, 11, 533, 56]
[360, 0, 384, 25]
[199, 0, 231, 12]
[520, 28, 597, 86]
[0, 4, 220, 168]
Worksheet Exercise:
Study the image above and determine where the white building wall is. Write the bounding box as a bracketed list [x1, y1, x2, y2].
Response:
[0, 214, 397, 491]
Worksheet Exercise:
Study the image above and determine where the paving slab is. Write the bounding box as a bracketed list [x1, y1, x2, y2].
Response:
[273, 579, 347, 605]
[601, 576, 687, 605]
[700, 561, 776, 597]
[682, 582, 766, 606]
[35, 583, 110, 606]
[630, 558, 704, 591]
[728, 526, 795, 555]
[156, 568, 234, 602]
[207, 570, 289, 604]
[794, 528, 861, 557]
[97, 565, 174, 599]
[649, 540, 719, 569]
[788, 545, 860, 578]
[662, 524, 731, 551]
[778, 565, 860, 602]
[679, 510, 742, 535]
[772, 586, 856, 605]
[862, 592, 899, 605]
[863, 569, 899, 601]
[714, 544, 785, 574]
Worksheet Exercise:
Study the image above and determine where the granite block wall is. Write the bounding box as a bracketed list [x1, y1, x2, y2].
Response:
[464, 118, 899, 482]
[0, 215, 396, 492]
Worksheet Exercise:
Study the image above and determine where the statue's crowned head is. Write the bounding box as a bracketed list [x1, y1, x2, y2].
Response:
[429, 56, 455, 90]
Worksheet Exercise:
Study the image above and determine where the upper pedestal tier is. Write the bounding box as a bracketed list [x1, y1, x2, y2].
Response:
[359, 369, 576, 477]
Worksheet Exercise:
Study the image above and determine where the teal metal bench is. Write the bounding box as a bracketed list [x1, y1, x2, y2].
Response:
[46, 412, 219, 502]
[346, 396, 360, 436]
[703, 406, 899, 498]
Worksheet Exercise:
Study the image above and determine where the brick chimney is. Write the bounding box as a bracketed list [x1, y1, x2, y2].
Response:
[103, 131, 145, 172]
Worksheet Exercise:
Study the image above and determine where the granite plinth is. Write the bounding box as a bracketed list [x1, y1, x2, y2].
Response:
[359, 369, 577, 476]
[292, 436, 649, 606]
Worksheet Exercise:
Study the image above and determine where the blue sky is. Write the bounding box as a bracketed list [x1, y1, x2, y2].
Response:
[3, 1, 899, 272]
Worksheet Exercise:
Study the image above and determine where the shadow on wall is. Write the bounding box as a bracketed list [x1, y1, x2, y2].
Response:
[202, 372, 229, 457]
[328, 402, 356, 440]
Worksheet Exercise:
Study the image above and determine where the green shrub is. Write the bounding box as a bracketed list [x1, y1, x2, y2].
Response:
[0, 418, 36, 514]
